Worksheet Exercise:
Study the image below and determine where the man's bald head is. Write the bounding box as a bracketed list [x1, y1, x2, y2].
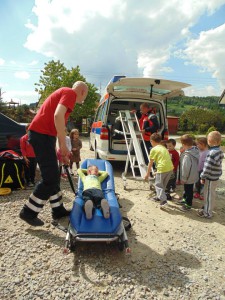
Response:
[72, 81, 88, 104]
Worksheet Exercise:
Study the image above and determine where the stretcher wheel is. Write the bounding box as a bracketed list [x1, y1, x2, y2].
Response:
[118, 241, 125, 251]
[68, 234, 76, 251]
[123, 217, 131, 231]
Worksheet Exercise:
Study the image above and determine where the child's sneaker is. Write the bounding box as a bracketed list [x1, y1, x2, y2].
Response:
[176, 180, 181, 185]
[194, 192, 200, 199]
[180, 204, 191, 211]
[84, 200, 94, 220]
[197, 209, 212, 219]
[150, 196, 160, 202]
[160, 200, 168, 208]
[101, 199, 110, 219]
[176, 199, 186, 205]
[199, 195, 204, 201]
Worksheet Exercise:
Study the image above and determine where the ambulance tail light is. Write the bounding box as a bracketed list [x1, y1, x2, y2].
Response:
[100, 128, 109, 140]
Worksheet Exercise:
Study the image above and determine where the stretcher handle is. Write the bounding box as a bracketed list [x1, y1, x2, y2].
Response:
[63, 164, 76, 195]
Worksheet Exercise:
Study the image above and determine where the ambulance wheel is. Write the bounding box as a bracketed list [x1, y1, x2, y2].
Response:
[89, 140, 94, 151]
[94, 145, 100, 159]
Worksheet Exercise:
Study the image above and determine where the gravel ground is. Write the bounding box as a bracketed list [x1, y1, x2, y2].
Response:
[1, 137, 225, 300]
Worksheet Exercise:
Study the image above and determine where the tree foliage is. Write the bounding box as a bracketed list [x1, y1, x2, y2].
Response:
[0, 88, 7, 114]
[35, 60, 99, 121]
[179, 107, 225, 133]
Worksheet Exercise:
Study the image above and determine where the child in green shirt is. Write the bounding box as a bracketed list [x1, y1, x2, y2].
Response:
[145, 133, 174, 207]
[77, 165, 110, 219]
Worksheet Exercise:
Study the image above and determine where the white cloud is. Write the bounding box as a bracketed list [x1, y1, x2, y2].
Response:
[185, 85, 219, 97]
[0, 58, 5, 65]
[2, 90, 39, 105]
[29, 60, 39, 65]
[183, 23, 225, 91]
[23, 0, 225, 93]
[14, 71, 30, 80]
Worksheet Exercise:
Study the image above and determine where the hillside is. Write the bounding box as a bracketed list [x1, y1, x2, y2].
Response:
[167, 96, 223, 117]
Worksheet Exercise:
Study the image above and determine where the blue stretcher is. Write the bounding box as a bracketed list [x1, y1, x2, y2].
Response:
[65, 159, 129, 252]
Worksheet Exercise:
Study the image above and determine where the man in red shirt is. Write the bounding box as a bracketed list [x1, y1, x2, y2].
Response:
[19, 81, 88, 226]
[20, 124, 37, 187]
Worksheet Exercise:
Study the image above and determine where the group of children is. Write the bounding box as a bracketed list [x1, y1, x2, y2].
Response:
[146, 131, 224, 219]
[57, 128, 223, 221]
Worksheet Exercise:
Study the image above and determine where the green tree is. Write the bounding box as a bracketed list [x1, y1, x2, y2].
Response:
[35, 60, 98, 121]
[0, 88, 7, 114]
[179, 107, 225, 133]
[15, 105, 30, 123]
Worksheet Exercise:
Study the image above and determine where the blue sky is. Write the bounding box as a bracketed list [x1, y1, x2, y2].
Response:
[1, 0, 225, 105]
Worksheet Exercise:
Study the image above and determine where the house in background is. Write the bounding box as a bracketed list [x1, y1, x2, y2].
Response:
[167, 116, 179, 135]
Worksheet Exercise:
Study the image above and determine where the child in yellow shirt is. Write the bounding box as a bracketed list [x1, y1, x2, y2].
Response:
[145, 133, 173, 208]
[77, 165, 110, 219]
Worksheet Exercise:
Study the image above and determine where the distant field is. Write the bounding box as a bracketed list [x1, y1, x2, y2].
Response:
[167, 104, 196, 116]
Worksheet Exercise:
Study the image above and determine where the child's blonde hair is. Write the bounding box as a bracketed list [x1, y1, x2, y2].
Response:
[87, 165, 98, 174]
[207, 131, 221, 146]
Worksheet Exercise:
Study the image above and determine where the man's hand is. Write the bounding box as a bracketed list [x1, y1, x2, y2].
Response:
[60, 144, 70, 165]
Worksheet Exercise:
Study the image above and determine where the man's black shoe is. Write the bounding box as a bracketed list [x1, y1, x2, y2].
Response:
[19, 211, 44, 226]
[52, 206, 71, 220]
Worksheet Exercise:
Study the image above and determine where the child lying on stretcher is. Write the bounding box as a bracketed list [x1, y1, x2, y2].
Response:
[77, 165, 110, 220]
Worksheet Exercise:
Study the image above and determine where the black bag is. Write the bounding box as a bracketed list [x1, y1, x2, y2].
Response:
[0, 150, 25, 190]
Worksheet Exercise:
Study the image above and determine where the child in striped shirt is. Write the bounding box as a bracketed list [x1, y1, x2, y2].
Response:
[198, 131, 224, 219]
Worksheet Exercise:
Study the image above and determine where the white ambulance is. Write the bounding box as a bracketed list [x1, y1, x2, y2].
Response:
[89, 75, 190, 161]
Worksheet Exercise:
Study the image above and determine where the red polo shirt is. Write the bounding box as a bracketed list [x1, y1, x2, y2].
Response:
[29, 87, 76, 136]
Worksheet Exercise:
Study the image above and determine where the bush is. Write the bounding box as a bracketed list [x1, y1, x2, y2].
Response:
[206, 126, 217, 135]
[221, 139, 225, 146]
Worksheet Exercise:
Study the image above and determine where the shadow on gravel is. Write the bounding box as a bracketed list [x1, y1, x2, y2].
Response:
[70, 232, 201, 292]
[160, 200, 225, 226]
[26, 228, 65, 247]
[0, 189, 31, 203]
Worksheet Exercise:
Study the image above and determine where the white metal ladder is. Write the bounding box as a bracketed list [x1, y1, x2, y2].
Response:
[118, 110, 149, 189]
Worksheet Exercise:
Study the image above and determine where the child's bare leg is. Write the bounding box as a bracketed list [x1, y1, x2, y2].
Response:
[101, 199, 110, 219]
